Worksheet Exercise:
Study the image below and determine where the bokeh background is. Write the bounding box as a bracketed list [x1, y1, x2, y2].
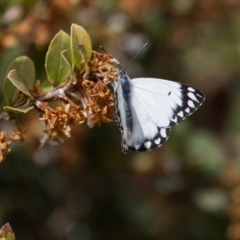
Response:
[0, 0, 240, 239]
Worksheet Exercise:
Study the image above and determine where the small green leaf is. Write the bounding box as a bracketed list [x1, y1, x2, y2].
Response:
[45, 30, 71, 86]
[3, 56, 35, 105]
[0, 100, 7, 113]
[4, 105, 34, 114]
[3, 80, 18, 106]
[7, 70, 33, 99]
[78, 44, 90, 76]
[40, 80, 53, 92]
[70, 24, 92, 69]
[61, 50, 72, 69]
[61, 50, 77, 84]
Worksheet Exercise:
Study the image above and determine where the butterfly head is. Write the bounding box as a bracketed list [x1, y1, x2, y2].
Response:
[118, 69, 127, 79]
[118, 69, 133, 87]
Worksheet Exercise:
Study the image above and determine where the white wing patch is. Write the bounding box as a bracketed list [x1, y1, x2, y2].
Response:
[188, 100, 195, 108]
[160, 128, 167, 138]
[114, 74, 205, 153]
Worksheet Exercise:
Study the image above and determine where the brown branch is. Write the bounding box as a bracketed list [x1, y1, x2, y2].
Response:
[37, 85, 70, 102]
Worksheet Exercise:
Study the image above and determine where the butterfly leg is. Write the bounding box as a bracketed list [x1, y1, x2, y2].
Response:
[121, 130, 129, 153]
[121, 141, 128, 153]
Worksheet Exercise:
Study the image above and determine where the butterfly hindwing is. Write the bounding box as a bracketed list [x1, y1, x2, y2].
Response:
[127, 127, 171, 152]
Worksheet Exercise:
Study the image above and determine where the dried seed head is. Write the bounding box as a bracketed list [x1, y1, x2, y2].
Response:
[0, 131, 11, 161]
[36, 50, 119, 146]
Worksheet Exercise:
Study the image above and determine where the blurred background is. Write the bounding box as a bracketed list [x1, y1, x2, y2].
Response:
[0, 0, 240, 239]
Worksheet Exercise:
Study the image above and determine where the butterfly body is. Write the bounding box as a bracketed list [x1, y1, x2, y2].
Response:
[113, 70, 205, 153]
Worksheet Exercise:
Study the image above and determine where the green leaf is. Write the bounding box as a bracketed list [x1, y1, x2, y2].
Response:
[4, 105, 34, 114]
[70, 23, 92, 69]
[61, 50, 77, 84]
[0, 100, 7, 113]
[61, 50, 72, 69]
[45, 30, 71, 86]
[78, 44, 90, 76]
[3, 80, 18, 106]
[40, 80, 53, 92]
[7, 70, 33, 99]
[3, 56, 35, 105]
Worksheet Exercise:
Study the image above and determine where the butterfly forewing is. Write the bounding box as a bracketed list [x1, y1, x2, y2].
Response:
[131, 78, 205, 127]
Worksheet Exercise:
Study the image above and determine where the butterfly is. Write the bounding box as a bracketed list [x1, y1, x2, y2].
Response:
[112, 70, 205, 153]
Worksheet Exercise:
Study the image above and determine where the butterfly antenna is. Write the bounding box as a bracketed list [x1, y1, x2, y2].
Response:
[100, 46, 122, 70]
[123, 42, 148, 72]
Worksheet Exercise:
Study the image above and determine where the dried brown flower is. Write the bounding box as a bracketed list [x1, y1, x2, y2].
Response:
[39, 105, 72, 143]
[0, 49, 119, 155]
[37, 51, 118, 144]
[36, 51, 118, 145]
[0, 131, 11, 162]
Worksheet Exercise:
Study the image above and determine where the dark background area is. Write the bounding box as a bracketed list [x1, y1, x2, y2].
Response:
[0, 0, 240, 239]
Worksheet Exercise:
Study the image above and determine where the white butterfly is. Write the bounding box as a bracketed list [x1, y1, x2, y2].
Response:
[112, 70, 205, 153]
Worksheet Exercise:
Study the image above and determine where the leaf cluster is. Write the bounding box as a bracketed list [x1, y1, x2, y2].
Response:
[0, 23, 118, 160]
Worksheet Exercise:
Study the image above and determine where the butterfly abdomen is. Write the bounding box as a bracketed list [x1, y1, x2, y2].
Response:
[120, 75, 133, 132]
